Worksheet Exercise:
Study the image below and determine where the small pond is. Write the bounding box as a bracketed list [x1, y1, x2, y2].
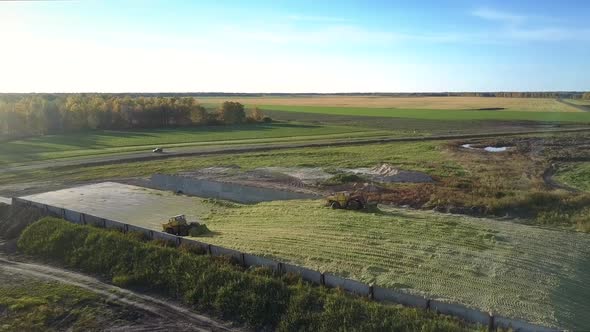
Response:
[461, 144, 510, 152]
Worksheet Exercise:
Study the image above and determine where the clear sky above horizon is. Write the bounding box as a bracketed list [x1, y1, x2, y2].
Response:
[1, 0, 589, 93]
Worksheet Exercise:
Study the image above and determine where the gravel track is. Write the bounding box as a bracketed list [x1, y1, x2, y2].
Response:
[0, 255, 239, 332]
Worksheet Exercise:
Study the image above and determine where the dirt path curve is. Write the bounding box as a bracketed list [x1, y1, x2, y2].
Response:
[0, 256, 240, 332]
[543, 163, 579, 192]
[3, 127, 590, 173]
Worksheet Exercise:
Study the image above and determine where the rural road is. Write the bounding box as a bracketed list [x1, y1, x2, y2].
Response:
[3, 127, 590, 173]
[0, 256, 239, 332]
[557, 98, 590, 112]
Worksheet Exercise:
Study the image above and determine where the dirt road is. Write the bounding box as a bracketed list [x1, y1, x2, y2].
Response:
[557, 98, 590, 112]
[0, 255, 239, 332]
[3, 127, 590, 173]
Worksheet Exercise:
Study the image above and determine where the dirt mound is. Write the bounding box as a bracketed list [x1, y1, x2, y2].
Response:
[348, 164, 434, 183]
[371, 164, 400, 176]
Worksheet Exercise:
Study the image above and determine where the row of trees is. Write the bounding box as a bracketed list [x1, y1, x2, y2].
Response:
[584, 92, 590, 100]
[0, 95, 268, 138]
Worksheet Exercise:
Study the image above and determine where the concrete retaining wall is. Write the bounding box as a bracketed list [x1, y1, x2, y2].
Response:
[324, 273, 370, 296]
[210, 244, 243, 262]
[430, 300, 490, 326]
[243, 253, 280, 270]
[150, 173, 317, 204]
[373, 285, 429, 308]
[283, 263, 322, 284]
[11, 197, 559, 332]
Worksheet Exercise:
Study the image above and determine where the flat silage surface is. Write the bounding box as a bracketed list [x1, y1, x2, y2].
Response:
[21, 182, 590, 330]
[21, 182, 214, 230]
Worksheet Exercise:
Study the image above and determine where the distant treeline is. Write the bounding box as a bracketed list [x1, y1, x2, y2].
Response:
[2, 91, 588, 99]
[0, 95, 268, 138]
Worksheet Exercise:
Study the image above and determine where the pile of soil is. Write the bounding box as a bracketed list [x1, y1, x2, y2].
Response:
[347, 164, 434, 183]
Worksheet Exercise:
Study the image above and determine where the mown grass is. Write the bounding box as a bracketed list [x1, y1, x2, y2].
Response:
[259, 105, 590, 122]
[0, 122, 388, 165]
[17, 217, 478, 331]
[0, 278, 121, 332]
[202, 200, 590, 330]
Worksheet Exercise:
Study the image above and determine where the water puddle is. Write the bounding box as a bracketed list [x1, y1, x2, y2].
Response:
[461, 144, 510, 152]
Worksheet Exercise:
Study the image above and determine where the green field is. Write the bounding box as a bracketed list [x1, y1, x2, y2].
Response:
[202, 200, 590, 330]
[259, 105, 590, 122]
[555, 162, 590, 191]
[565, 99, 590, 106]
[0, 122, 392, 166]
[0, 140, 453, 185]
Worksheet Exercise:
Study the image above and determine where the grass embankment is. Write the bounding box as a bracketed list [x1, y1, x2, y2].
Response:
[199, 96, 581, 112]
[259, 105, 590, 122]
[0, 278, 130, 332]
[203, 200, 590, 330]
[554, 162, 590, 192]
[0, 122, 390, 165]
[16, 217, 477, 332]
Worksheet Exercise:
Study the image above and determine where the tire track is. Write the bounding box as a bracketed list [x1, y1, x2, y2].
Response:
[0, 256, 239, 332]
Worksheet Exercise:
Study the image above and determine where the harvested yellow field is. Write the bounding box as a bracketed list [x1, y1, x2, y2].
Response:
[198, 96, 581, 112]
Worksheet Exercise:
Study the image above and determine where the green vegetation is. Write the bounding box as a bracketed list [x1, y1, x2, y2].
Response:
[259, 105, 590, 122]
[0, 95, 271, 139]
[565, 99, 590, 106]
[555, 162, 590, 192]
[0, 278, 124, 332]
[202, 200, 590, 330]
[0, 122, 388, 165]
[17, 217, 477, 331]
[0, 140, 451, 183]
[6, 133, 590, 231]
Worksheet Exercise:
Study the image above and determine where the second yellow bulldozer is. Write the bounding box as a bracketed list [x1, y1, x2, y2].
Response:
[326, 191, 368, 210]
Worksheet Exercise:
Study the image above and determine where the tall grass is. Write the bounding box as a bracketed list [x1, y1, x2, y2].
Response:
[17, 217, 477, 331]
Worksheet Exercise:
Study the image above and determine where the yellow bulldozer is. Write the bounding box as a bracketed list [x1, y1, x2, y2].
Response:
[326, 191, 369, 210]
[161, 215, 202, 236]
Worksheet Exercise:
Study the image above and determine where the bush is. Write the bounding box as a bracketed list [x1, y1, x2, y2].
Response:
[489, 191, 590, 231]
[18, 218, 477, 331]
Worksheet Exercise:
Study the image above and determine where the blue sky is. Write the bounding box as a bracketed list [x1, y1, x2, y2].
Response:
[1, 0, 588, 92]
